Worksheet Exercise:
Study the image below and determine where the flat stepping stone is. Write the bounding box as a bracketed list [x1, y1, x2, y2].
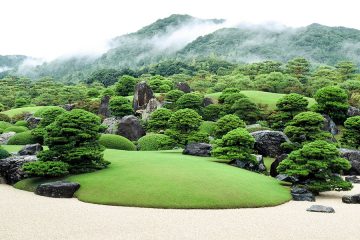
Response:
[306, 205, 335, 213]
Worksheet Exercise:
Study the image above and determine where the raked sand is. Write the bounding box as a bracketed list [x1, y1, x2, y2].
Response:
[1, 184, 360, 240]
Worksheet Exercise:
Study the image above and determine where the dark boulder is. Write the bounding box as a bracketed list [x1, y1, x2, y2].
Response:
[229, 155, 266, 172]
[98, 95, 111, 118]
[291, 186, 315, 201]
[250, 130, 290, 157]
[183, 143, 212, 157]
[25, 116, 42, 129]
[345, 175, 360, 183]
[117, 115, 146, 141]
[133, 81, 154, 112]
[270, 154, 288, 177]
[0, 132, 16, 145]
[339, 148, 360, 175]
[342, 194, 360, 204]
[35, 181, 80, 198]
[202, 97, 214, 107]
[347, 106, 360, 117]
[176, 82, 191, 93]
[322, 114, 339, 135]
[18, 144, 43, 156]
[276, 174, 299, 183]
[63, 104, 75, 111]
[306, 205, 335, 213]
[102, 117, 121, 134]
[0, 155, 37, 184]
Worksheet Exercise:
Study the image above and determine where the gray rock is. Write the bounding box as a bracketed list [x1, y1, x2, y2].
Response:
[18, 144, 43, 156]
[98, 95, 111, 118]
[322, 114, 339, 135]
[117, 115, 146, 141]
[0, 132, 16, 144]
[0, 155, 37, 184]
[25, 116, 42, 129]
[291, 186, 315, 201]
[63, 104, 75, 111]
[276, 174, 299, 183]
[102, 117, 121, 134]
[202, 97, 214, 107]
[270, 154, 288, 177]
[339, 148, 360, 175]
[35, 181, 80, 198]
[306, 205, 335, 213]
[347, 106, 360, 117]
[250, 130, 290, 157]
[183, 143, 212, 157]
[229, 154, 266, 172]
[342, 194, 360, 204]
[176, 82, 191, 93]
[345, 175, 360, 183]
[133, 81, 154, 112]
[141, 98, 162, 121]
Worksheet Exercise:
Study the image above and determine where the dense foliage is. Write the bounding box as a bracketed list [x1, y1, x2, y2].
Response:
[341, 116, 360, 149]
[137, 134, 175, 151]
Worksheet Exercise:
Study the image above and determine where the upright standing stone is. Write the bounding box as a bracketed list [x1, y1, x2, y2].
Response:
[133, 81, 154, 112]
[176, 82, 191, 93]
[98, 95, 111, 118]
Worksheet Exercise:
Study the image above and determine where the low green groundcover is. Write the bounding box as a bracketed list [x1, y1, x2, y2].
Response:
[13, 148, 291, 209]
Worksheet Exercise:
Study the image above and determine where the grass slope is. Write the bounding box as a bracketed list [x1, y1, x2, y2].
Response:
[14, 148, 290, 209]
[1, 106, 52, 117]
[206, 91, 316, 110]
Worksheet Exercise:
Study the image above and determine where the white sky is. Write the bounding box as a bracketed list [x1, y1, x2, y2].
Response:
[1, 0, 359, 60]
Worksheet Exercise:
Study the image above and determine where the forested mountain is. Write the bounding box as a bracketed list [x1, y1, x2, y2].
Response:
[0, 55, 27, 77]
[9, 14, 360, 82]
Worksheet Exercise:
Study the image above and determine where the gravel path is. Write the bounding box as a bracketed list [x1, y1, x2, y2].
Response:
[1, 184, 359, 240]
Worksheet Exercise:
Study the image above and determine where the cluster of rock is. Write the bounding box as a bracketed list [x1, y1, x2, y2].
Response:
[0, 144, 80, 198]
[230, 155, 266, 172]
[183, 143, 212, 157]
[0, 132, 16, 144]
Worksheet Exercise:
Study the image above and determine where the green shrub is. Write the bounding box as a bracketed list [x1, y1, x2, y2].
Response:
[341, 116, 360, 149]
[147, 108, 173, 132]
[11, 112, 30, 123]
[38, 107, 66, 127]
[14, 120, 28, 127]
[115, 75, 137, 96]
[0, 121, 12, 130]
[212, 128, 256, 164]
[22, 161, 69, 177]
[137, 134, 175, 151]
[201, 104, 223, 121]
[314, 86, 349, 124]
[214, 114, 246, 138]
[187, 131, 210, 144]
[0, 113, 11, 123]
[3, 126, 28, 133]
[0, 148, 10, 159]
[109, 96, 133, 117]
[218, 88, 240, 104]
[231, 98, 260, 123]
[99, 134, 136, 150]
[199, 121, 216, 135]
[38, 109, 108, 174]
[176, 93, 203, 111]
[278, 140, 352, 193]
[7, 131, 38, 145]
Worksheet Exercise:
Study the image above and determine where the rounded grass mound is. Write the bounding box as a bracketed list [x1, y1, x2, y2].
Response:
[137, 134, 174, 151]
[7, 131, 38, 145]
[3, 126, 28, 133]
[17, 150, 291, 209]
[14, 120, 28, 127]
[0, 121, 12, 130]
[99, 134, 136, 151]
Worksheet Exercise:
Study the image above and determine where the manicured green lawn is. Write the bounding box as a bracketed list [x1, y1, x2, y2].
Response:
[1, 106, 53, 117]
[14, 149, 291, 209]
[2, 145, 23, 152]
[264, 157, 275, 173]
[206, 90, 316, 110]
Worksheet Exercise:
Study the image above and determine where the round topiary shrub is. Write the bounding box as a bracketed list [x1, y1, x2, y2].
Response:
[7, 131, 38, 145]
[0, 147, 10, 159]
[3, 126, 28, 133]
[14, 120, 28, 127]
[0, 121, 12, 130]
[33, 106, 60, 117]
[199, 121, 216, 135]
[99, 134, 136, 150]
[137, 134, 175, 151]
[214, 114, 246, 138]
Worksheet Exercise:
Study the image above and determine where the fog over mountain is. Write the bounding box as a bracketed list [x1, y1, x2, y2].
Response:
[2, 14, 360, 82]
